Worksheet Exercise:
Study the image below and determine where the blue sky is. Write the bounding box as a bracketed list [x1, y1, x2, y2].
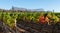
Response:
[0, 0, 60, 12]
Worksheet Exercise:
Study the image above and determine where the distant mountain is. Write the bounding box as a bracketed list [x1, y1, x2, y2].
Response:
[11, 6, 44, 11]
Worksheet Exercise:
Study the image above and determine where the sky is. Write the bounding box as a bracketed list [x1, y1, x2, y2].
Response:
[0, 0, 60, 12]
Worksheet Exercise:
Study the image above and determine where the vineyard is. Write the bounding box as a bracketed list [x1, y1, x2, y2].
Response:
[0, 11, 60, 33]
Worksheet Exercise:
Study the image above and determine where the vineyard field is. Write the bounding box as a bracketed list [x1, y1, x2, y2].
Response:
[0, 11, 60, 33]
